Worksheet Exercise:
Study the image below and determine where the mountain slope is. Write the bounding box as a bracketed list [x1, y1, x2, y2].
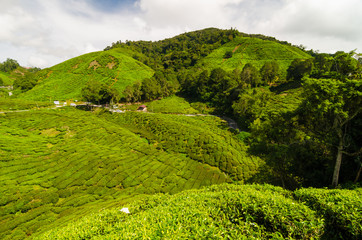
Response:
[195, 36, 311, 76]
[18, 49, 154, 101]
[0, 107, 260, 239]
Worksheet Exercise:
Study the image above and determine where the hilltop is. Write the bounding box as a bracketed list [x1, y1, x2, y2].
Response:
[17, 49, 154, 101]
[14, 28, 312, 102]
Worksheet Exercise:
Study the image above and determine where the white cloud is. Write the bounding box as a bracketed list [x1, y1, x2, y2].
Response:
[0, 0, 361, 68]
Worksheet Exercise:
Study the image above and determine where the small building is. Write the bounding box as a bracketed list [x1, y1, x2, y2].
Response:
[54, 101, 60, 105]
[137, 104, 147, 111]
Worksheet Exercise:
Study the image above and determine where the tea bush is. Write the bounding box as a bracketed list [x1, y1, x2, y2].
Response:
[294, 187, 362, 239]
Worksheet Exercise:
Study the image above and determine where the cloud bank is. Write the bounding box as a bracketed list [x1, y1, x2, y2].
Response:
[0, 0, 361, 68]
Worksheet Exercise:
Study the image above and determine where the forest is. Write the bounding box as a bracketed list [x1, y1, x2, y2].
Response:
[0, 28, 361, 239]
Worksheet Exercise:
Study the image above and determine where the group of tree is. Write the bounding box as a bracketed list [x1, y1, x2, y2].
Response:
[123, 71, 179, 102]
[0, 58, 19, 73]
[179, 61, 280, 111]
[81, 80, 120, 105]
[236, 51, 361, 188]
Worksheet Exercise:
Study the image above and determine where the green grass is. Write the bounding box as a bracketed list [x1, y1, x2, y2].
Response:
[0, 107, 234, 239]
[18, 49, 154, 101]
[195, 36, 311, 79]
[34, 184, 361, 240]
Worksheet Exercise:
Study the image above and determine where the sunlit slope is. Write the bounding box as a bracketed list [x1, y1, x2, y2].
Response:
[196, 36, 311, 74]
[18, 49, 154, 101]
[34, 184, 362, 240]
[0, 108, 237, 239]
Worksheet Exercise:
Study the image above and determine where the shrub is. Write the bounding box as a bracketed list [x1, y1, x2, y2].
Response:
[294, 188, 362, 239]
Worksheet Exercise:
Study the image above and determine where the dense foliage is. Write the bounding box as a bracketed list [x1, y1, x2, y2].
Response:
[0, 58, 19, 73]
[35, 184, 361, 240]
[0, 107, 239, 239]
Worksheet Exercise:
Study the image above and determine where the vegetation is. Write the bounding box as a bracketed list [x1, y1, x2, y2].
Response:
[1, 28, 361, 239]
[0, 58, 19, 73]
[146, 95, 199, 114]
[0, 98, 53, 111]
[35, 184, 361, 240]
[16, 49, 154, 101]
[0, 107, 237, 239]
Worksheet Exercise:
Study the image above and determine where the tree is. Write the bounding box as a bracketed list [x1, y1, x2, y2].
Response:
[123, 81, 142, 102]
[0, 58, 19, 72]
[260, 61, 279, 85]
[223, 50, 233, 59]
[287, 58, 313, 81]
[240, 63, 261, 87]
[299, 78, 362, 187]
[13, 73, 37, 91]
[331, 51, 359, 79]
[0, 77, 3, 86]
[141, 77, 161, 101]
[81, 80, 119, 104]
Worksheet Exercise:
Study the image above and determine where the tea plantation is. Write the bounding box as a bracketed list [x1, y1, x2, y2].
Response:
[0, 107, 248, 239]
[34, 184, 361, 240]
[18, 49, 154, 101]
[195, 36, 311, 77]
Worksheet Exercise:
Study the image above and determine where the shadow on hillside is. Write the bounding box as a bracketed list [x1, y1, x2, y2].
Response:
[75, 105, 93, 111]
[270, 80, 302, 94]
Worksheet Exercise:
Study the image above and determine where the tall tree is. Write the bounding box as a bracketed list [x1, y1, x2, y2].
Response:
[240, 63, 261, 87]
[260, 61, 279, 85]
[287, 58, 313, 81]
[0, 58, 19, 72]
[299, 78, 362, 187]
[81, 80, 119, 104]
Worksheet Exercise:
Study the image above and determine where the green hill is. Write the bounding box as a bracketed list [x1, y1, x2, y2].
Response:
[195, 36, 311, 77]
[0, 107, 260, 239]
[18, 49, 154, 101]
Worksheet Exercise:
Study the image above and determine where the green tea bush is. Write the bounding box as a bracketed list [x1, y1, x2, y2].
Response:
[18, 49, 154, 101]
[110, 111, 262, 182]
[35, 184, 325, 239]
[294, 188, 362, 239]
[1, 107, 229, 238]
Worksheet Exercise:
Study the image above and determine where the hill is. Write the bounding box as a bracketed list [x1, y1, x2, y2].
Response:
[34, 184, 362, 240]
[1, 28, 360, 239]
[17, 49, 154, 101]
[0, 106, 261, 239]
[14, 28, 311, 102]
[195, 36, 311, 78]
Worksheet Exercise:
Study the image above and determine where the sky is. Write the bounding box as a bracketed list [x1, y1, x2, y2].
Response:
[0, 0, 361, 68]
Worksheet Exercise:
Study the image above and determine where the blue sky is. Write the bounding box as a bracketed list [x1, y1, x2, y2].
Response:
[89, 0, 137, 12]
[0, 0, 361, 68]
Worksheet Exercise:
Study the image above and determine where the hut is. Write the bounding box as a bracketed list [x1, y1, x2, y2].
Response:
[137, 104, 147, 111]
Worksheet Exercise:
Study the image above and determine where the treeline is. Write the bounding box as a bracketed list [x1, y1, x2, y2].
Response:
[105, 28, 301, 71]
[0, 58, 19, 73]
[106, 28, 239, 71]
